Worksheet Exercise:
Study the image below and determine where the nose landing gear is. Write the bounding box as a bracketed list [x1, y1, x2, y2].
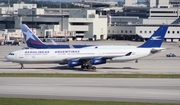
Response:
[20, 63, 24, 69]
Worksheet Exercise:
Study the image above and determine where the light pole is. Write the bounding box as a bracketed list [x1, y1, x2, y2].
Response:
[31, 0, 35, 31]
[32, 8, 34, 31]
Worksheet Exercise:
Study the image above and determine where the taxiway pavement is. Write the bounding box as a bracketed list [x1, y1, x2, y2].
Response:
[0, 77, 180, 103]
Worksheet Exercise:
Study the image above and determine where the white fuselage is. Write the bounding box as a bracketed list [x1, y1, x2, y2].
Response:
[5, 48, 153, 64]
[83, 45, 137, 49]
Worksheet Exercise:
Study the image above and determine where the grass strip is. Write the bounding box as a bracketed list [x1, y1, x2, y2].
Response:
[0, 73, 180, 78]
[0, 97, 179, 105]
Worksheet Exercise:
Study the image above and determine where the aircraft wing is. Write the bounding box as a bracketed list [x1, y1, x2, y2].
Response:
[51, 39, 57, 45]
[63, 52, 132, 61]
[68, 42, 74, 49]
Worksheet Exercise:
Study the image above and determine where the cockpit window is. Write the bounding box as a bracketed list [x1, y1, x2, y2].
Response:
[8, 53, 14, 55]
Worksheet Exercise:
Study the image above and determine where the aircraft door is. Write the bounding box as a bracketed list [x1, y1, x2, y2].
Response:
[135, 51, 141, 57]
[51, 52, 55, 58]
[18, 51, 25, 59]
[98, 49, 102, 56]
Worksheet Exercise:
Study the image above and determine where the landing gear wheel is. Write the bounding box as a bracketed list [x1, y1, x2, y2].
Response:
[81, 65, 85, 70]
[91, 66, 96, 71]
[20, 63, 24, 69]
[81, 60, 97, 71]
[86, 65, 96, 71]
[86, 65, 92, 70]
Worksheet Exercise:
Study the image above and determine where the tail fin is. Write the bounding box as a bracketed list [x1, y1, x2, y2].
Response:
[20, 24, 44, 47]
[138, 25, 168, 48]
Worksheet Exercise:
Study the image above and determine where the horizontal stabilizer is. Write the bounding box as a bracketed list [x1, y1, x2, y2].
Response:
[150, 48, 166, 54]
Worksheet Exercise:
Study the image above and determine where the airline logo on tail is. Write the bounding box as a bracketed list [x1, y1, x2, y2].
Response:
[150, 36, 162, 40]
[20, 24, 44, 45]
[23, 30, 36, 41]
[138, 25, 168, 48]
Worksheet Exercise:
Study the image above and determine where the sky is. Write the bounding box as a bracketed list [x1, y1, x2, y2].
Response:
[41, 0, 146, 2]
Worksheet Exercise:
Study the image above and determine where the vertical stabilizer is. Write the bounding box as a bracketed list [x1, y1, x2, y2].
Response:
[138, 25, 168, 48]
[20, 24, 44, 48]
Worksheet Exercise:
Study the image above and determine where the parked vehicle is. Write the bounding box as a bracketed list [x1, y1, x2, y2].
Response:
[166, 53, 176, 57]
[4, 40, 20, 46]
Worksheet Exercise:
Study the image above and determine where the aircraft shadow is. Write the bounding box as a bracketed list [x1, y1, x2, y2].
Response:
[49, 66, 97, 72]
[0, 66, 138, 71]
[99, 67, 138, 70]
[0, 66, 92, 72]
[50, 66, 139, 71]
[1, 60, 10, 62]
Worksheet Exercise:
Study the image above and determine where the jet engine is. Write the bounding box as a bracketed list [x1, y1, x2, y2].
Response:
[68, 60, 82, 67]
[91, 58, 106, 65]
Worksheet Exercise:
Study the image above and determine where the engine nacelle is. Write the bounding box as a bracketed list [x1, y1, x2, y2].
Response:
[91, 58, 106, 65]
[68, 60, 82, 67]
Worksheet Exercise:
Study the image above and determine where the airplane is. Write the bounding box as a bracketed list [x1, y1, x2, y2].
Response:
[20, 24, 93, 49]
[5, 25, 168, 70]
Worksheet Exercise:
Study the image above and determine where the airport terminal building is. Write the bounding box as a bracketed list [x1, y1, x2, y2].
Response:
[0, 0, 180, 42]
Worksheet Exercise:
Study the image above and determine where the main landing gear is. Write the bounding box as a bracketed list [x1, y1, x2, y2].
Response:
[81, 60, 96, 71]
[81, 65, 96, 71]
[20, 63, 24, 69]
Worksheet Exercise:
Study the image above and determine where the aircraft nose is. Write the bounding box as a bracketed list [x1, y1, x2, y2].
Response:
[5, 55, 8, 59]
[5, 55, 10, 60]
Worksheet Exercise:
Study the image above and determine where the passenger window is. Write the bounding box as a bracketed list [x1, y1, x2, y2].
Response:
[9, 53, 14, 55]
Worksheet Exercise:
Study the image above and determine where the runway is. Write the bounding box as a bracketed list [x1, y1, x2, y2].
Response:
[0, 77, 180, 103]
